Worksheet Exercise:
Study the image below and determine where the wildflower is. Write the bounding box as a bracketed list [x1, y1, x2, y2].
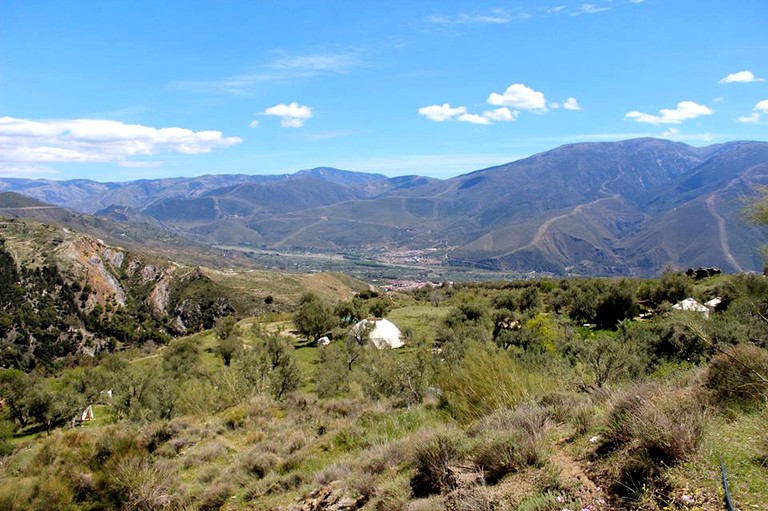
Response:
[681, 494, 693, 503]
[556, 496, 565, 503]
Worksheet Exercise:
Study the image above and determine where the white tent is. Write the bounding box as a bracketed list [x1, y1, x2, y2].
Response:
[672, 297, 710, 317]
[353, 318, 404, 349]
[80, 405, 94, 422]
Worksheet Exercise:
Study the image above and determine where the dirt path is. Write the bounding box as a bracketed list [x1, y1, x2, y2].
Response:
[706, 192, 744, 273]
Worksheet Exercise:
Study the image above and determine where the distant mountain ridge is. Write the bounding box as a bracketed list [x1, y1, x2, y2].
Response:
[2, 138, 767, 276]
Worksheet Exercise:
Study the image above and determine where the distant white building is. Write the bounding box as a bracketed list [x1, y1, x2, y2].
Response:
[352, 318, 404, 349]
[673, 297, 710, 317]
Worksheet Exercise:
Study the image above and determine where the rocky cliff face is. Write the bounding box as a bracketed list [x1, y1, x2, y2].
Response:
[0, 219, 235, 369]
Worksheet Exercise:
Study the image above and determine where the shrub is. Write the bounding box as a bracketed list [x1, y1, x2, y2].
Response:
[110, 455, 179, 511]
[600, 385, 706, 501]
[470, 432, 526, 484]
[634, 389, 706, 465]
[198, 480, 234, 511]
[239, 448, 280, 478]
[410, 431, 465, 497]
[439, 342, 552, 423]
[705, 343, 768, 408]
[444, 486, 496, 511]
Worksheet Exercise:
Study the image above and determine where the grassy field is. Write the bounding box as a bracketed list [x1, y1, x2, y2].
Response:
[387, 304, 452, 344]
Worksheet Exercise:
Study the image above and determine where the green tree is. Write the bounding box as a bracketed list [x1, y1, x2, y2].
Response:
[293, 292, 336, 342]
[214, 316, 242, 366]
[0, 369, 30, 427]
[215, 315, 238, 340]
[234, 328, 301, 400]
[162, 337, 202, 379]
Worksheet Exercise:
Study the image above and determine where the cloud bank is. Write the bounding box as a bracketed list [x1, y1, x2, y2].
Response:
[0, 117, 242, 165]
[624, 101, 713, 125]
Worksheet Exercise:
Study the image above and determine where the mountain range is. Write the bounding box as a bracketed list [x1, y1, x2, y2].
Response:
[3, 138, 767, 276]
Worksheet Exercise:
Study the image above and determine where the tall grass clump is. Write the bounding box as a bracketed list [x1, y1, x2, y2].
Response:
[439, 341, 552, 423]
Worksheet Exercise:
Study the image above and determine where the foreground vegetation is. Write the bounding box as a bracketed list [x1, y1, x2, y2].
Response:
[1, 271, 767, 510]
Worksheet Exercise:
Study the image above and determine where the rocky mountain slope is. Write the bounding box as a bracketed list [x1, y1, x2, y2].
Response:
[3, 138, 767, 275]
[0, 208, 367, 369]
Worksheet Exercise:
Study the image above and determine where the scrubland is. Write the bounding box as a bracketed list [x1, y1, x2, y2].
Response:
[1, 272, 767, 510]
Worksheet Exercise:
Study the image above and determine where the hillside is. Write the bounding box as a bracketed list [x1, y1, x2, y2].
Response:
[1, 271, 768, 510]
[0, 215, 368, 370]
[3, 138, 768, 275]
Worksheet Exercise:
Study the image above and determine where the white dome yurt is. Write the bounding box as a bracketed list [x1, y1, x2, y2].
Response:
[352, 318, 404, 349]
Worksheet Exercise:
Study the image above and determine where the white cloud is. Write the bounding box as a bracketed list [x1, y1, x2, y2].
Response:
[719, 70, 764, 83]
[629, 0, 646, 3]
[248, 120, 260, 128]
[563, 97, 581, 111]
[487, 83, 548, 111]
[0, 116, 242, 165]
[418, 104, 467, 122]
[261, 102, 313, 128]
[425, 9, 525, 25]
[263, 102, 313, 119]
[572, 3, 611, 16]
[712, 96, 724, 103]
[421, 86, 578, 125]
[483, 107, 518, 122]
[280, 118, 305, 128]
[735, 99, 768, 123]
[662, 127, 680, 137]
[457, 113, 492, 125]
[624, 101, 713, 125]
[737, 113, 761, 123]
[546, 6, 566, 13]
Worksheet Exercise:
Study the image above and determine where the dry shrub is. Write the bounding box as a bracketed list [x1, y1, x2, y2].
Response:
[705, 343, 768, 408]
[634, 389, 706, 465]
[111, 455, 179, 511]
[244, 472, 303, 500]
[444, 486, 496, 511]
[410, 430, 466, 498]
[515, 492, 561, 511]
[315, 461, 351, 485]
[601, 382, 661, 450]
[140, 421, 175, 454]
[239, 447, 281, 478]
[0, 477, 34, 511]
[29, 476, 76, 511]
[539, 392, 597, 435]
[323, 398, 365, 418]
[347, 470, 377, 501]
[361, 439, 409, 474]
[600, 385, 706, 501]
[197, 480, 234, 511]
[470, 430, 545, 485]
[182, 439, 231, 469]
[406, 497, 446, 511]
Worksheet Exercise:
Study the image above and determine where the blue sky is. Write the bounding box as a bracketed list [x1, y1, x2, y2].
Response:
[1, 0, 766, 181]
